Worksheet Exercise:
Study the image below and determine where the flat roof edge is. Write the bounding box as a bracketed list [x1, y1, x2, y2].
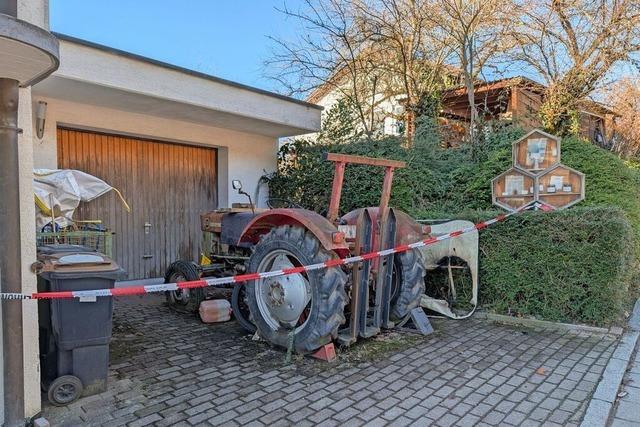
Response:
[52, 32, 323, 111]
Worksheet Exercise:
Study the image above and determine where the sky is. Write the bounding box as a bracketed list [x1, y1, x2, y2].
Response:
[50, 0, 299, 93]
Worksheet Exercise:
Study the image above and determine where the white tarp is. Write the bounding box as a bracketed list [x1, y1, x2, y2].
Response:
[34, 169, 130, 230]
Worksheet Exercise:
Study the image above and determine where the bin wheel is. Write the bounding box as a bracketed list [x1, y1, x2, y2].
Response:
[48, 375, 83, 406]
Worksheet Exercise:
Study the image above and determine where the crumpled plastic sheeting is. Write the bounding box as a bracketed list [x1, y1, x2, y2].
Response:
[34, 169, 129, 230]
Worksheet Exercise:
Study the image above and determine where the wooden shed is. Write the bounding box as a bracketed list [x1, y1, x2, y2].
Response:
[440, 77, 617, 148]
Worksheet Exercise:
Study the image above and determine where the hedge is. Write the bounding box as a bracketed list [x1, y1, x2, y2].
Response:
[468, 207, 636, 326]
[560, 137, 640, 250]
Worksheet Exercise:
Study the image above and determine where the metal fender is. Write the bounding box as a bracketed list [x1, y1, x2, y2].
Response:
[238, 209, 350, 256]
[341, 208, 430, 245]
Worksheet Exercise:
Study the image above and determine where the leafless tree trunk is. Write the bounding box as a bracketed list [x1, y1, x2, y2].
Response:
[509, 0, 640, 135]
[607, 77, 640, 157]
[427, 0, 513, 147]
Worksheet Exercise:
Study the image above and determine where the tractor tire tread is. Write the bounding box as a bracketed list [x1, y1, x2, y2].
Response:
[246, 225, 347, 354]
[390, 249, 426, 322]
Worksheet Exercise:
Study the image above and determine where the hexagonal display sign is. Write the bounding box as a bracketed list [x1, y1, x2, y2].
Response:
[492, 168, 536, 211]
[537, 164, 585, 209]
[513, 129, 560, 172]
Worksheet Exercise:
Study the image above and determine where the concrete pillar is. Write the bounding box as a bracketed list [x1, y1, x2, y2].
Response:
[0, 77, 25, 427]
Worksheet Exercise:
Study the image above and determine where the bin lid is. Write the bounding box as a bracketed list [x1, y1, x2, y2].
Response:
[38, 248, 124, 278]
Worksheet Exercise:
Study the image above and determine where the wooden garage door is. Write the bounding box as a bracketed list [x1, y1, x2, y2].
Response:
[58, 128, 217, 279]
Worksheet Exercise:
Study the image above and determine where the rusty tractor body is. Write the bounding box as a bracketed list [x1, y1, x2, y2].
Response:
[165, 153, 430, 353]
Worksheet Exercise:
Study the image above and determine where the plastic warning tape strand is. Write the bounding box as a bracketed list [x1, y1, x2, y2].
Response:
[1, 202, 545, 301]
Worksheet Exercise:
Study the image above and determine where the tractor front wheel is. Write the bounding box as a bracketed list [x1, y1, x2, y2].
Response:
[164, 261, 204, 313]
[246, 226, 348, 354]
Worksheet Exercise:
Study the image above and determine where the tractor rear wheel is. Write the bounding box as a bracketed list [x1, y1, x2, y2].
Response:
[165, 261, 204, 313]
[390, 249, 426, 325]
[246, 225, 347, 354]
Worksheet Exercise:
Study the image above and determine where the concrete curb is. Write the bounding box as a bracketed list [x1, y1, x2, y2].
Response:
[478, 312, 622, 337]
[580, 299, 640, 427]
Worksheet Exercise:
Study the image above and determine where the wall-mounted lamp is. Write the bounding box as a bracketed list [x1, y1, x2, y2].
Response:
[35, 101, 47, 139]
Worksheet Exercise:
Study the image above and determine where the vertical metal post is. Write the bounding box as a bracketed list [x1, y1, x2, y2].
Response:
[0, 77, 25, 426]
[379, 166, 395, 214]
[327, 162, 345, 223]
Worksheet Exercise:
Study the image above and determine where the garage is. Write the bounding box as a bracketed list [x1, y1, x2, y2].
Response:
[57, 127, 217, 279]
[2, 27, 321, 422]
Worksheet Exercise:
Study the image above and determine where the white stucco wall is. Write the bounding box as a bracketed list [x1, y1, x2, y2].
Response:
[32, 98, 278, 207]
[310, 88, 405, 140]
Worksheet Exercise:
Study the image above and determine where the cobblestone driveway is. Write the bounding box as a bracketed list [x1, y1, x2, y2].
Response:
[43, 295, 617, 426]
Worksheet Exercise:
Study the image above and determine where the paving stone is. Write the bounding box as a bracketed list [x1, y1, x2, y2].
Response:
[610, 418, 640, 427]
[529, 407, 551, 422]
[457, 413, 481, 427]
[435, 413, 459, 426]
[548, 409, 572, 424]
[502, 410, 527, 425]
[127, 413, 162, 427]
[381, 406, 406, 421]
[185, 401, 214, 416]
[494, 400, 516, 413]
[614, 401, 640, 423]
[333, 407, 360, 422]
[235, 408, 265, 424]
[469, 403, 493, 418]
[449, 401, 472, 417]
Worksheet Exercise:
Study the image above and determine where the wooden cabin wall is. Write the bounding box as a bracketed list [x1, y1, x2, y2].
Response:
[510, 88, 543, 131]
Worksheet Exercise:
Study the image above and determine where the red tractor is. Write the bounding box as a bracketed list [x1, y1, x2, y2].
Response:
[165, 153, 429, 353]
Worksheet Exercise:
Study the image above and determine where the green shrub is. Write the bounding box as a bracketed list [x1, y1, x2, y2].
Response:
[473, 206, 636, 326]
[561, 137, 640, 248]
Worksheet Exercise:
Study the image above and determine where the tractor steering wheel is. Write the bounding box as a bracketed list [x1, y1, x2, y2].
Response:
[266, 198, 302, 209]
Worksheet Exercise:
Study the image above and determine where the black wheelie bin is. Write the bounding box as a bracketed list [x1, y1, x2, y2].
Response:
[37, 244, 125, 406]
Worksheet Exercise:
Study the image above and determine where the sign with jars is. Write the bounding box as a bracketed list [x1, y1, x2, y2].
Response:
[492, 168, 536, 211]
[492, 129, 585, 211]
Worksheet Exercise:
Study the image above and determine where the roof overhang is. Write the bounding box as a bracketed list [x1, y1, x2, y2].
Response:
[0, 13, 59, 86]
[442, 76, 545, 99]
[33, 34, 321, 137]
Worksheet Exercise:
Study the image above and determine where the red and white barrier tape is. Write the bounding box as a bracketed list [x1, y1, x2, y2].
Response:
[2, 202, 550, 301]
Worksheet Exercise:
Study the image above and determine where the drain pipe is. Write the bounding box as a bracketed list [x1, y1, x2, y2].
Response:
[0, 78, 25, 426]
